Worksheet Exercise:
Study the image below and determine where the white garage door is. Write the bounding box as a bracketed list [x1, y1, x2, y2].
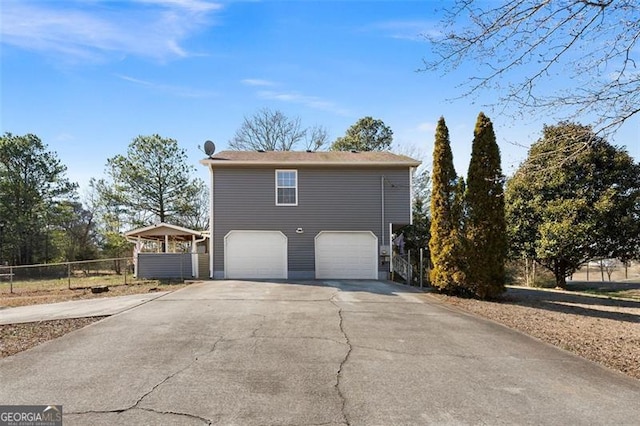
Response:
[315, 231, 378, 279]
[225, 231, 288, 279]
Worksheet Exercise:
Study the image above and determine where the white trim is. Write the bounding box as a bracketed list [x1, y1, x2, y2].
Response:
[124, 222, 205, 238]
[275, 169, 298, 206]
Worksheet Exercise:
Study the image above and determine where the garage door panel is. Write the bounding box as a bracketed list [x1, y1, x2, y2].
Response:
[315, 231, 377, 279]
[225, 231, 287, 279]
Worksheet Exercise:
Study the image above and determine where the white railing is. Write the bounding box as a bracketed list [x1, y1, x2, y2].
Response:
[392, 254, 412, 283]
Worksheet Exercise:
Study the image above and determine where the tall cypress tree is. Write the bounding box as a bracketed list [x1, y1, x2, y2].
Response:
[466, 113, 507, 299]
[429, 117, 465, 293]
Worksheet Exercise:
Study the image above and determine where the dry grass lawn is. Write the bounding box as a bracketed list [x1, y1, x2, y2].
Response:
[0, 279, 190, 308]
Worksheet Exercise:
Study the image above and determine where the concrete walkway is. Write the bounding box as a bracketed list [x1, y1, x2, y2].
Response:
[0, 292, 169, 324]
[0, 280, 639, 425]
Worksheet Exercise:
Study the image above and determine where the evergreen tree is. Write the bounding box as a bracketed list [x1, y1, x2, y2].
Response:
[506, 122, 640, 288]
[330, 116, 393, 152]
[429, 117, 465, 293]
[100, 135, 206, 229]
[0, 133, 77, 265]
[465, 113, 507, 298]
[450, 176, 468, 289]
[403, 198, 430, 255]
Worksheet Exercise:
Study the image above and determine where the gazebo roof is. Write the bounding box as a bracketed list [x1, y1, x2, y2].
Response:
[124, 223, 208, 242]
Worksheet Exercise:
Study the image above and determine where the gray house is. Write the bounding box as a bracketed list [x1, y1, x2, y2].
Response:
[200, 150, 420, 280]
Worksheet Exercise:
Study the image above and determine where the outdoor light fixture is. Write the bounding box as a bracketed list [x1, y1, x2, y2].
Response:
[296, 228, 304, 234]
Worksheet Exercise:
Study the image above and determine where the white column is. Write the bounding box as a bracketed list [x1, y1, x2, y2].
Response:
[192, 235, 197, 278]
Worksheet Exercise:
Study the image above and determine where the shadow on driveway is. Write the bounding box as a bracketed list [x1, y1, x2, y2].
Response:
[233, 278, 423, 297]
[499, 286, 640, 323]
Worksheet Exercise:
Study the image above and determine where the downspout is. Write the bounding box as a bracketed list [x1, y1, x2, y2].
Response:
[209, 165, 215, 279]
[191, 235, 197, 278]
[381, 176, 385, 247]
[409, 167, 415, 225]
[381, 176, 388, 281]
[389, 222, 393, 277]
[192, 234, 208, 278]
[136, 236, 140, 278]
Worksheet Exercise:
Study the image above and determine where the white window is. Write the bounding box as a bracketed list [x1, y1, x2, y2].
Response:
[276, 170, 297, 206]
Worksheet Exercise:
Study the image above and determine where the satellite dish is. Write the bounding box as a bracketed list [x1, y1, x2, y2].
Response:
[203, 140, 216, 157]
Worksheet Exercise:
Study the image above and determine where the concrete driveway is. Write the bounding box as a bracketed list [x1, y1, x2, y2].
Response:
[1, 280, 639, 425]
[0, 292, 169, 325]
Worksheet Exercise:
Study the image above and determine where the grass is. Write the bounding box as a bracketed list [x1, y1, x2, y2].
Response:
[0, 276, 191, 308]
[575, 288, 640, 301]
[0, 274, 133, 294]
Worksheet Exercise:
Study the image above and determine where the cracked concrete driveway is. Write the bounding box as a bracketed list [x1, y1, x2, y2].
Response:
[1, 280, 639, 425]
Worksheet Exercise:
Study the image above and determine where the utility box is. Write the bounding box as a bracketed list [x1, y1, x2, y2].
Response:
[379, 246, 390, 264]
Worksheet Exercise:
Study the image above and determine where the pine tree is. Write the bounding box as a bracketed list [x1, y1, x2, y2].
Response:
[403, 198, 430, 255]
[429, 117, 465, 293]
[465, 113, 507, 299]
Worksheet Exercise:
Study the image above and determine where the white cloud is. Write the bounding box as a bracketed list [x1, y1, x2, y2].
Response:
[257, 90, 351, 116]
[369, 20, 440, 41]
[117, 74, 217, 98]
[241, 79, 276, 87]
[135, 0, 221, 13]
[53, 132, 75, 143]
[0, 0, 222, 62]
[240, 78, 350, 116]
[417, 122, 436, 133]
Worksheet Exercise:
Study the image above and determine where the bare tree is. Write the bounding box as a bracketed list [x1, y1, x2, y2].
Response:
[423, 1, 640, 134]
[304, 125, 329, 151]
[229, 108, 327, 151]
[179, 179, 210, 231]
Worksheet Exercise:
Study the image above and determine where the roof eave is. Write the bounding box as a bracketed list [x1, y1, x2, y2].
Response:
[124, 222, 207, 237]
[199, 159, 421, 168]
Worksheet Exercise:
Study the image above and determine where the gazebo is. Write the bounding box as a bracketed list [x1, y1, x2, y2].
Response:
[124, 223, 209, 279]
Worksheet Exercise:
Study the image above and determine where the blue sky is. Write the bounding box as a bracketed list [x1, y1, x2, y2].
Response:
[2, 0, 638, 193]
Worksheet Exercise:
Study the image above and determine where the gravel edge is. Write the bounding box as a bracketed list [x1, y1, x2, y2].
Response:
[0, 317, 106, 358]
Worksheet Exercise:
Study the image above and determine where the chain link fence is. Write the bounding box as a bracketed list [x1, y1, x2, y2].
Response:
[0, 258, 133, 294]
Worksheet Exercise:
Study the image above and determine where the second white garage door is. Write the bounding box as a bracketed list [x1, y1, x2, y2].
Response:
[224, 231, 288, 279]
[315, 231, 378, 279]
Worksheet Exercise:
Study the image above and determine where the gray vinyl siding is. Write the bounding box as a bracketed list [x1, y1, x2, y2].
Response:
[211, 166, 412, 278]
[137, 253, 193, 279]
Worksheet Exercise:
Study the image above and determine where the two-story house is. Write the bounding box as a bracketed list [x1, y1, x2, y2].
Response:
[200, 150, 420, 280]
